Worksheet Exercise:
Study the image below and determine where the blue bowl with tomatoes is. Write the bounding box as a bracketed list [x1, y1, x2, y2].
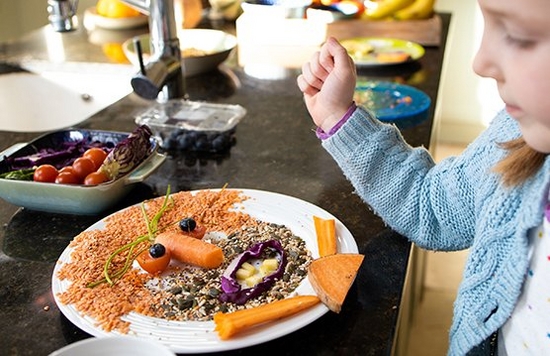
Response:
[0, 128, 165, 215]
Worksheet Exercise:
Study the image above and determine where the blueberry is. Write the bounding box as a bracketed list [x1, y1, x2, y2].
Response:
[194, 135, 211, 151]
[211, 134, 230, 152]
[169, 129, 183, 139]
[177, 134, 194, 150]
[163, 136, 178, 150]
[185, 130, 199, 141]
[179, 217, 197, 232]
[149, 243, 166, 258]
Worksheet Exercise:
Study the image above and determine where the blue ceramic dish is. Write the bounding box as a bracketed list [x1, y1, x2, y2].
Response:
[354, 81, 431, 127]
[0, 129, 165, 215]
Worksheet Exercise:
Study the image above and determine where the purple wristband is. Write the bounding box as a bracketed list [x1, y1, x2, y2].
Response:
[315, 102, 357, 140]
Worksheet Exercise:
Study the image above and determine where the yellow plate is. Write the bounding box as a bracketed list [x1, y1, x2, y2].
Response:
[341, 37, 425, 66]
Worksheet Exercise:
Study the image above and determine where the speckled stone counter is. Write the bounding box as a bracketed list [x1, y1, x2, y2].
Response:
[0, 14, 449, 355]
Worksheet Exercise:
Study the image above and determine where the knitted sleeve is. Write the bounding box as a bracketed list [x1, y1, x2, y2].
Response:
[321, 107, 516, 251]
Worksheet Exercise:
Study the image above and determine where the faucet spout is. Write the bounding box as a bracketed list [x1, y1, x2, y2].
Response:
[131, 55, 184, 100]
[124, 0, 186, 100]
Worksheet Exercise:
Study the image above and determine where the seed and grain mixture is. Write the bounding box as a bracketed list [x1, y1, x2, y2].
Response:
[56, 189, 313, 334]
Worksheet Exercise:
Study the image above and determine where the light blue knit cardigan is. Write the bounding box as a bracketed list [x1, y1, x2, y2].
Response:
[321, 107, 550, 355]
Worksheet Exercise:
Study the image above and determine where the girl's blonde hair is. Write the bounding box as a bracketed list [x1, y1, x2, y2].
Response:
[493, 137, 546, 186]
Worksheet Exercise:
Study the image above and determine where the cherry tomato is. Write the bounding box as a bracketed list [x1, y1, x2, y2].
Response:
[83, 147, 108, 168]
[55, 171, 80, 184]
[33, 164, 58, 183]
[72, 157, 96, 180]
[136, 245, 171, 274]
[178, 218, 207, 239]
[59, 166, 76, 175]
[83, 171, 109, 186]
[182, 224, 206, 239]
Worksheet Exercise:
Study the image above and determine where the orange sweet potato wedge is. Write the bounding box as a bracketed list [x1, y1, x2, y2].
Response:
[307, 253, 364, 313]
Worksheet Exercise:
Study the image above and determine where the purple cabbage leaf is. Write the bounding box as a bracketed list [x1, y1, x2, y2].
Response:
[220, 239, 287, 305]
[99, 125, 153, 180]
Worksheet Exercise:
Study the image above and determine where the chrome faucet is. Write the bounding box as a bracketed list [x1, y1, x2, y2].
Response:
[47, 0, 78, 32]
[48, 0, 186, 101]
[123, 0, 186, 100]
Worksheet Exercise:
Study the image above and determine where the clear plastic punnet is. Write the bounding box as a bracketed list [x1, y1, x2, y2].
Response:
[135, 100, 246, 153]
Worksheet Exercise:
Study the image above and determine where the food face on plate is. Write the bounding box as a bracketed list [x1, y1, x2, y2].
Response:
[54, 189, 314, 332]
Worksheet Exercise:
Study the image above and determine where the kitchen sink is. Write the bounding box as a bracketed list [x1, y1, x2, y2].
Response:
[0, 62, 135, 132]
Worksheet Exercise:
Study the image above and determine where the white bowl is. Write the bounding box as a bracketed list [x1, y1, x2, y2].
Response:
[123, 29, 237, 77]
[49, 336, 175, 356]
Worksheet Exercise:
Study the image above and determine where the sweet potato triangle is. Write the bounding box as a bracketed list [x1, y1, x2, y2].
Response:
[308, 253, 364, 313]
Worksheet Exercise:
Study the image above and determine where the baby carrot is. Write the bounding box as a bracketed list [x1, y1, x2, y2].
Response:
[213, 295, 321, 340]
[313, 216, 337, 257]
[155, 232, 224, 269]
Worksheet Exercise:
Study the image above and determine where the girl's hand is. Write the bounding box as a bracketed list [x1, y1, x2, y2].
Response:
[297, 37, 357, 133]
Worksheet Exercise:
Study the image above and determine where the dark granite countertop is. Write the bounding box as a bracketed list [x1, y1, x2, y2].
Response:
[0, 14, 450, 356]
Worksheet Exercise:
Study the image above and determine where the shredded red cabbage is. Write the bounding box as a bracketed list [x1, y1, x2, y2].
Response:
[220, 239, 287, 305]
[5, 141, 106, 171]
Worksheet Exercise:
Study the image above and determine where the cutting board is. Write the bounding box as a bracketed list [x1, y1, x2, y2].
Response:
[327, 14, 443, 47]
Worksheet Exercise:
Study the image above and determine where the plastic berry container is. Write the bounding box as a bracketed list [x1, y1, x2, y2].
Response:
[135, 100, 247, 153]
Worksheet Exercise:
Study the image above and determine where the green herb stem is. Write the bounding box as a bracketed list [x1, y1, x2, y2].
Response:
[0, 168, 35, 180]
[88, 186, 174, 288]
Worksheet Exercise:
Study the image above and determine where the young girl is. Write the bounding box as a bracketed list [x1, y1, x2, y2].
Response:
[297, 0, 550, 354]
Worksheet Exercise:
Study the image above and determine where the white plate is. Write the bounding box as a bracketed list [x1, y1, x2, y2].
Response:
[52, 189, 359, 353]
[83, 7, 148, 31]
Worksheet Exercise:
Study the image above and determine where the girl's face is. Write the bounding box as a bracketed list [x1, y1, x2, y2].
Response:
[473, 0, 550, 153]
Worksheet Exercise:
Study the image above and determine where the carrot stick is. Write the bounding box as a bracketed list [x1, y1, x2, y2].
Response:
[155, 232, 224, 269]
[213, 295, 321, 340]
[313, 216, 337, 257]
